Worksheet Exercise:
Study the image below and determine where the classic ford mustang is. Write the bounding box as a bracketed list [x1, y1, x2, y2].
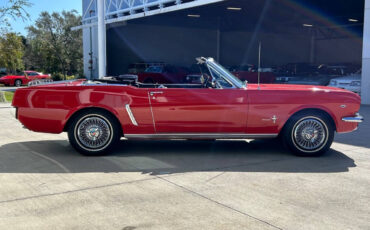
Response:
[12, 57, 363, 156]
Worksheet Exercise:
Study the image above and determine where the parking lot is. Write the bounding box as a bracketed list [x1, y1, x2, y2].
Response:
[0, 102, 369, 230]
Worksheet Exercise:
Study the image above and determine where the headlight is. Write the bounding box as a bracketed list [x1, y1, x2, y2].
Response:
[329, 80, 337, 86]
[350, 81, 361, 87]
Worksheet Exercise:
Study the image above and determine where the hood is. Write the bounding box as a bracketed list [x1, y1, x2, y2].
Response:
[1, 74, 19, 78]
[248, 83, 352, 93]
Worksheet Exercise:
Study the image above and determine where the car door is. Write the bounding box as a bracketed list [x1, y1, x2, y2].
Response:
[148, 87, 248, 133]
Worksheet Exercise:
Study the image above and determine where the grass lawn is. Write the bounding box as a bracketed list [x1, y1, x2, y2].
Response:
[3, 92, 14, 102]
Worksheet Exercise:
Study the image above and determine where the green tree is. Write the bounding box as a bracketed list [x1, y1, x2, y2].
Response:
[0, 0, 32, 28]
[0, 32, 24, 74]
[25, 10, 83, 79]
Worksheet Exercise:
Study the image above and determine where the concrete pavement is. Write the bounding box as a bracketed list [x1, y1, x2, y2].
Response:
[0, 86, 23, 92]
[0, 103, 369, 230]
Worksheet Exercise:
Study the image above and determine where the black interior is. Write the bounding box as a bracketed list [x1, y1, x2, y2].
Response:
[95, 78, 205, 89]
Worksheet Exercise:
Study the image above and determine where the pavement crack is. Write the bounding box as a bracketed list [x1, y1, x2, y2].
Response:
[156, 176, 284, 230]
[16, 143, 71, 173]
[0, 177, 158, 205]
[206, 171, 227, 182]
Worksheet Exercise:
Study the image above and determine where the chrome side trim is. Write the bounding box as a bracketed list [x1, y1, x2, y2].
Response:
[125, 133, 278, 139]
[342, 113, 364, 123]
[125, 104, 138, 126]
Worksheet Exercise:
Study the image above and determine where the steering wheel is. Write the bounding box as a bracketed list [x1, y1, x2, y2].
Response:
[203, 74, 216, 88]
[203, 74, 222, 89]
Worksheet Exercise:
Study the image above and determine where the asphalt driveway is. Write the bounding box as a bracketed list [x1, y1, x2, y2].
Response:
[0, 103, 369, 230]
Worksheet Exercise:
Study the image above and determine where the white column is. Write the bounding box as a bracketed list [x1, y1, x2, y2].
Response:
[97, 0, 106, 79]
[362, 0, 370, 104]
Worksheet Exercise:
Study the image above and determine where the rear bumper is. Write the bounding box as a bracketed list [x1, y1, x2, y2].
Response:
[342, 113, 364, 123]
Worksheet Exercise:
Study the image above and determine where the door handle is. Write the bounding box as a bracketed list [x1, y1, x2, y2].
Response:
[150, 91, 163, 96]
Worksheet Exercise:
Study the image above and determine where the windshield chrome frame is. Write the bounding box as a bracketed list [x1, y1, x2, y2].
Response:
[203, 58, 245, 89]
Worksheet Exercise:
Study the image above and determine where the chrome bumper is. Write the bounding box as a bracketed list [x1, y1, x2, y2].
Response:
[342, 113, 364, 123]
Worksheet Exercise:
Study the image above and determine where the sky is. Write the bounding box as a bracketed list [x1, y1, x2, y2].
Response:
[4, 0, 82, 35]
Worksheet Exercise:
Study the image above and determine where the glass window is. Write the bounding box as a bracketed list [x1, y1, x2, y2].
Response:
[208, 67, 233, 88]
[27, 72, 38, 76]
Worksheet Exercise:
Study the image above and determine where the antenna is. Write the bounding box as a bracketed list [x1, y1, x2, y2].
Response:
[257, 41, 262, 90]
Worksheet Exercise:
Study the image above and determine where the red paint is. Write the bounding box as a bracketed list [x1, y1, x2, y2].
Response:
[0, 71, 51, 86]
[12, 80, 361, 136]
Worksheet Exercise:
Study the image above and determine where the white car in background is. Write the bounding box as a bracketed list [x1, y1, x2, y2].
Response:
[328, 70, 361, 95]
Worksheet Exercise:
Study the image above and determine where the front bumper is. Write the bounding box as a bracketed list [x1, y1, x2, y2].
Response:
[342, 113, 364, 123]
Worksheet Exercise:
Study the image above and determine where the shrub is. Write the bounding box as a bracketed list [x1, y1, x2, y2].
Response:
[52, 73, 64, 81]
[66, 75, 75, 80]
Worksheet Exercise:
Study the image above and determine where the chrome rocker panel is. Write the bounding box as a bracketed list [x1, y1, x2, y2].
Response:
[125, 133, 278, 140]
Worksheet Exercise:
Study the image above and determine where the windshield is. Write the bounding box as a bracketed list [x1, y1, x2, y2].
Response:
[207, 59, 244, 88]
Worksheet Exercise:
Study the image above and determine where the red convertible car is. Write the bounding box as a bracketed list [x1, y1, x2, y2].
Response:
[0, 71, 51, 87]
[12, 58, 363, 156]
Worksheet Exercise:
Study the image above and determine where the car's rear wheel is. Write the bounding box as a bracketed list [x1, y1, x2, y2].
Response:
[282, 112, 334, 156]
[14, 79, 22, 87]
[68, 110, 121, 156]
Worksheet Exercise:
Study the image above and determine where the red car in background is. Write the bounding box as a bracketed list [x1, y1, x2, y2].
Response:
[137, 65, 189, 83]
[230, 65, 276, 83]
[185, 65, 277, 84]
[0, 71, 51, 87]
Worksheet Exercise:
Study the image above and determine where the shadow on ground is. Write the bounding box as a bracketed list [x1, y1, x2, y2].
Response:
[0, 139, 356, 174]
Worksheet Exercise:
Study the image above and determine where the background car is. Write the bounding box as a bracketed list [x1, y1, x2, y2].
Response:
[276, 63, 356, 86]
[127, 62, 165, 74]
[328, 70, 362, 95]
[232, 67, 276, 84]
[0, 71, 51, 87]
[286, 75, 333, 86]
[137, 65, 190, 83]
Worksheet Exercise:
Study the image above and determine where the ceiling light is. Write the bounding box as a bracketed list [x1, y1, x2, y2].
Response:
[187, 14, 200, 18]
[348, 18, 358, 22]
[303, 24, 313, 27]
[227, 7, 242, 11]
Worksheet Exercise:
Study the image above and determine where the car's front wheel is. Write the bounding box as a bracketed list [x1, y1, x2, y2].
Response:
[14, 79, 22, 87]
[68, 110, 121, 156]
[282, 112, 334, 156]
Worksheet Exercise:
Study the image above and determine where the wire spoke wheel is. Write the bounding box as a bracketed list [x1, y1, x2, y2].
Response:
[293, 118, 327, 152]
[15, 80, 22, 87]
[76, 116, 112, 150]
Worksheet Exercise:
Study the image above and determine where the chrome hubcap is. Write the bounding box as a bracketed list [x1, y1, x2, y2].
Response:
[77, 117, 111, 149]
[294, 118, 326, 151]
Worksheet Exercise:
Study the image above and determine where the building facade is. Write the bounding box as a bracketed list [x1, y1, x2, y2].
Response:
[79, 0, 370, 104]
